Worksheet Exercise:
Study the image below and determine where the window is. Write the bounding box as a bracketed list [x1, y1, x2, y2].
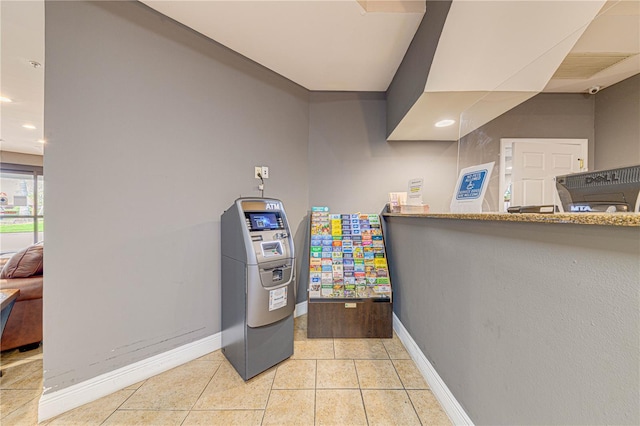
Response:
[0, 163, 44, 253]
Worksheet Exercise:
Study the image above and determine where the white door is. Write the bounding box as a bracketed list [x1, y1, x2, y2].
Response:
[511, 141, 584, 207]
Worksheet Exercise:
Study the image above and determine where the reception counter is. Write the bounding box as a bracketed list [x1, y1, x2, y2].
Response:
[382, 211, 639, 425]
[384, 211, 640, 227]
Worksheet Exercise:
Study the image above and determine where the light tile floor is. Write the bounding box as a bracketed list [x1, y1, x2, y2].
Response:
[1, 315, 451, 425]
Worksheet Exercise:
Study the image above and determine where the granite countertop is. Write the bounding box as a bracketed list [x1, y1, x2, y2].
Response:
[382, 211, 640, 227]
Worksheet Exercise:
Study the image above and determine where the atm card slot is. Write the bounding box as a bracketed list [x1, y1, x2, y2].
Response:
[260, 241, 283, 257]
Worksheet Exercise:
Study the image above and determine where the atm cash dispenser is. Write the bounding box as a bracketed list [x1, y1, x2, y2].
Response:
[221, 198, 295, 380]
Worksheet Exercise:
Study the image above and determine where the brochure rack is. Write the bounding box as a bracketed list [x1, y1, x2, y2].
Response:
[306, 208, 392, 338]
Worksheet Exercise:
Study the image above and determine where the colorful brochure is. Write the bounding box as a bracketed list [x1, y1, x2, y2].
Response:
[309, 211, 391, 299]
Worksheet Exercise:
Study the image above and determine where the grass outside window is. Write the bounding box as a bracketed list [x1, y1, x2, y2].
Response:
[0, 218, 45, 233]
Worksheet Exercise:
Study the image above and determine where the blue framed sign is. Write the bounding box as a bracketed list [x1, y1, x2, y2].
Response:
[450, 162, 495, 213]
[456, 169, 488, 200]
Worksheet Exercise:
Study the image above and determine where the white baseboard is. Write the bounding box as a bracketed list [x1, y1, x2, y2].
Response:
[39, 305, 307, 422]
[393, 313, 474, 426]
[295, 300, 308, 317]
[38, 333, 220, 423]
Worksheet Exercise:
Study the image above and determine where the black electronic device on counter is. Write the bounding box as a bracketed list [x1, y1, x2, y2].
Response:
[508, 205, 558, 214]
[555, 165, 640, 213]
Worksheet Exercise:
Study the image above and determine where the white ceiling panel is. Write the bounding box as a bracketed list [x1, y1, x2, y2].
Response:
[425, 0, 607, 93]
[141, 0, 425, 91]
[544, 0, 640, 93]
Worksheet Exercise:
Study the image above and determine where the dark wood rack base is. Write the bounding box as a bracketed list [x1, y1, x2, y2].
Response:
[307, 298, 392, 339]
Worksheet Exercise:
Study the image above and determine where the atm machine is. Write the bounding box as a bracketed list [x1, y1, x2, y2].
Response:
[221, 198, 296, 380]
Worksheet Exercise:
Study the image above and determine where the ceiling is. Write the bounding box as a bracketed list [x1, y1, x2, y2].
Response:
[1, 0, 638, 155]
[389, 0, 640, 140]
[141, 0, 425, 91]
[0, 0, 45, 156]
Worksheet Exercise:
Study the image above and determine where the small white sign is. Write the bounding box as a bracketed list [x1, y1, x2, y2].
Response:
[269, 287, 287, 311]
[450, 162, 495, 213]
[407, 178, 424, 206]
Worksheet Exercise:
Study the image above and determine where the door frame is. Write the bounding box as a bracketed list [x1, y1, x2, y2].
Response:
[499, 138, 588, 212]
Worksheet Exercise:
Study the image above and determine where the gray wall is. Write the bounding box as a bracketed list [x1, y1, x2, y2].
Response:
[384, 216, 639, 425]
[309, 92, 458, 214]
[44, 1, 309, 393]
[40, 3, 640, 421]
[303, 91, 457, 305]
[458, 93, 595, 211]
[386, 0, 452, 138]
[594, 73, 640, 170]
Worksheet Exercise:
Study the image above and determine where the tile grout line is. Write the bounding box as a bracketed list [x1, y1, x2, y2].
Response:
[312, 357, 317, 426]
[0, 390, 41, 421]
[354, 357, 370, 426]
[0, 348, 43, 423]
[96, 364, 159, 426]
[389, 350, 424, 425]
[314, 358, 318, 426]
[109, 408, 191, 412]
[405, 390, 424, 426]
[180, 360, 223, 425]
[260, 359, 278, 425]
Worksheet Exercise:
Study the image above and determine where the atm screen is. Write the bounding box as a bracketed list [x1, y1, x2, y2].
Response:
[246, 212, 283, 231]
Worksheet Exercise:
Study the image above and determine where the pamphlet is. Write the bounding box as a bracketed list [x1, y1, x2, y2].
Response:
[407, 178, 424, 206]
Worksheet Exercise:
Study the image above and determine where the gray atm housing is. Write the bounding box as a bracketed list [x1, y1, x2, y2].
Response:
[221, 198, 295, 380]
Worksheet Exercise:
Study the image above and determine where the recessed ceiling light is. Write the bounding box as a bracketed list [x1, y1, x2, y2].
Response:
[23, 124, 36, 130]
[29, 60, 42, 69]
[435, 119, 456, 128]
[0, 96, 13, 103]
[37, 139, 46, 144]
